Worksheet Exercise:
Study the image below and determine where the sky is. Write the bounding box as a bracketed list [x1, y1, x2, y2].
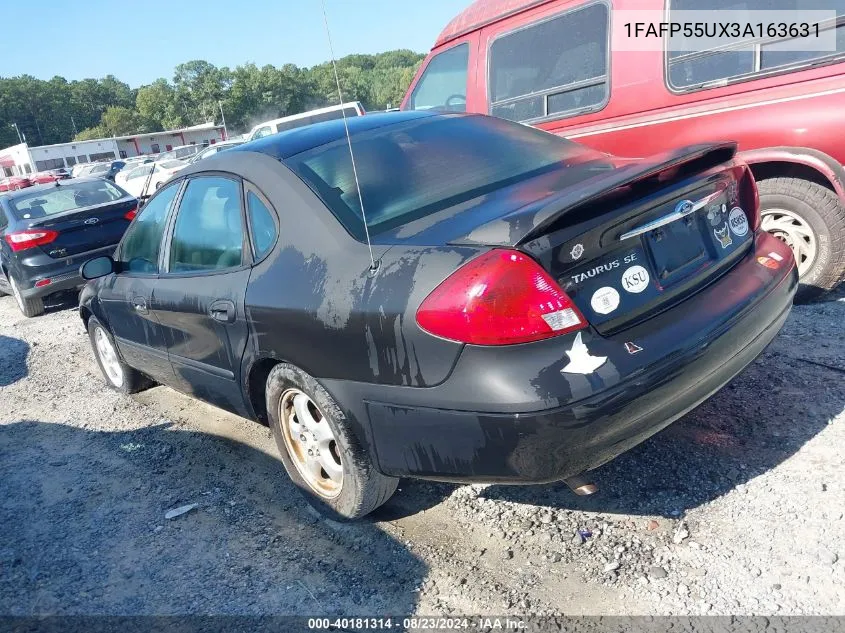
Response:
[0, 0, 470, 87]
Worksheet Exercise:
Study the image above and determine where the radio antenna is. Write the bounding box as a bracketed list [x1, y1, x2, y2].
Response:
[319, 0, 377, 271]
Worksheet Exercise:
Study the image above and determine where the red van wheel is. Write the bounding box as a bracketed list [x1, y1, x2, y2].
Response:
[758, 177, 845, 303]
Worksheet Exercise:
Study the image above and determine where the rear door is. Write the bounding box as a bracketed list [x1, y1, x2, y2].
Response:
[99, 182, 181, 384]
[152, 174, 252, 416]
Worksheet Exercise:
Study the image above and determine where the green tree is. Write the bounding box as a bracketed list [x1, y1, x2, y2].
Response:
[1, 49, 424, 147]
[99, 106, 145, 136]
[74, 125, 110, 141]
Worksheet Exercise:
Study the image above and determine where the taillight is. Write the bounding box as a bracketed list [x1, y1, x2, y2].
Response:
[124, 207, 138, 221]
[416, 249, 587, 346]
[4, 229, 59, 252]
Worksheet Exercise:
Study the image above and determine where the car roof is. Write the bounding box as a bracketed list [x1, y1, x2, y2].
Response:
[435, 0, 551, 47]
[231, 110, 440, 160]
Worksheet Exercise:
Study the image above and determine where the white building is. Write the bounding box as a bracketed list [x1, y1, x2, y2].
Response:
[0, 122, 227, 177]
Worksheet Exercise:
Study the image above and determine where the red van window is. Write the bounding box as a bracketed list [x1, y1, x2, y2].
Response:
[489, 2, 609, 124]
[667, 0, 845, 91]
[407, 43, 470, 112]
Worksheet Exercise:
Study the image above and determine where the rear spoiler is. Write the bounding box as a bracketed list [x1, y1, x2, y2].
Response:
[449, 142, 737, 247]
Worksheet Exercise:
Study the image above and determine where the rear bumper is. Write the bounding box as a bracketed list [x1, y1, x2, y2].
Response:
[14, 244, 117, 300]
[325, 232, 798, 483]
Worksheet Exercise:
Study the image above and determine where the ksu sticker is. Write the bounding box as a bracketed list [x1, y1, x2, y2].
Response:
[590, 286, 620, 315]
[728, 207, 749, 237]
[714, 223, 733, 249]
[561, 332, 607, 375]
[621, 265, 649, 294]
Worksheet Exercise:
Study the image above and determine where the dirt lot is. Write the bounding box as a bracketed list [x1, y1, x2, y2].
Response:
[0, 287, 843, 617]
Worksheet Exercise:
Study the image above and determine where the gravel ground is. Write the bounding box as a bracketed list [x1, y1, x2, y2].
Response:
[0, 287, 843, 617]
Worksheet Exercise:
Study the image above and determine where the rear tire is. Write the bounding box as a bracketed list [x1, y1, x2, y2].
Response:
[266, 363, 398, 520]
[758, 177, 845, 303]
[87, 316, 152, 394]
[9, 276, 44, 318]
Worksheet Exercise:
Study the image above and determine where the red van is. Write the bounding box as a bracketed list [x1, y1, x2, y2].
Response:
[401, 0, 845, 301]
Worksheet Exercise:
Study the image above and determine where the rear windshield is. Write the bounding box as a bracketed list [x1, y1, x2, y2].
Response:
[287, 114, 589, 239]
[9, 180, 125, 219]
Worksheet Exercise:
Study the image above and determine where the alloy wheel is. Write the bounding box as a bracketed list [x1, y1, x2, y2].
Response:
[94, 327, 124, 388]
[279, 388, 343, 498]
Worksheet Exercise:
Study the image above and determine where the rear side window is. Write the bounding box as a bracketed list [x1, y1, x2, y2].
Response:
[407, 44, 469, 112]
[246, 191, 277, 259]
[118, 183, 179, 274]
[667, 0, 845, 90]
[489, 3, 609, 123]
[288, 114, 592, 240]
[169, 177, 244, 273]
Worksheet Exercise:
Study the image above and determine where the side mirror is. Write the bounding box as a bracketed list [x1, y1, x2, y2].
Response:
[80, 256, 115, 280]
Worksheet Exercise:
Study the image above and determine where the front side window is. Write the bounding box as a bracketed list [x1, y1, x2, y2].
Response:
[247, 191, 277, 259]
[118, 183, 180, 274]
[251, 126, 272, 140]
[169, 177, 243, 273]
[668, 0, 845, 90]
[407, 44, 469, 112]
[489, 3, 609, 123]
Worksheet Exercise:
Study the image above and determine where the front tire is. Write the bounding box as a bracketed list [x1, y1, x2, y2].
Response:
[87, 317, 151, 394]
[266, 363, 398, 520]
[9, 276, 44, 318]
[758, 177, 845, 302]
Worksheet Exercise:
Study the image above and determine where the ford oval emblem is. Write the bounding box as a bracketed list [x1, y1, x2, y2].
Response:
[84, 217, 99, 225]
[675, 200, 694, 216]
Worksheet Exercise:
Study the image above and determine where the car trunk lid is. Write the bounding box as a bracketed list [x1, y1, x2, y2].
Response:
[436, 142, 758, 334]
[20, 197, 136, 258]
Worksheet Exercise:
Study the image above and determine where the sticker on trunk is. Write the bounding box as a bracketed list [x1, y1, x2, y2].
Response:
[625, 341, 643, 354]
[590, 286, 620, 315]
[621, 265, 650, 294]
[714, 223, 733, 249]
[728, 207, 748, 237]
[561, 332, 607, 375]
[706, 204, 726, 226]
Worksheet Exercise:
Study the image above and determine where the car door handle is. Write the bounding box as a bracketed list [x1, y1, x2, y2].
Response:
[209, 299, 236, 324]
[131, 297, 148, 314]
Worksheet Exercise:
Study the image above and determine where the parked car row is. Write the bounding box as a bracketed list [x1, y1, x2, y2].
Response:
[0, 111, 789, 522]
[0, 177, 137, 317]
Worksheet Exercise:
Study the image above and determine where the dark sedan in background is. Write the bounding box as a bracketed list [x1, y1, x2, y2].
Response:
[77, 112, 797, 519]
[0, 178, 137, 317]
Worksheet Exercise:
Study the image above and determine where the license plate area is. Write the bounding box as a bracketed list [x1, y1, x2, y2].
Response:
[645, 214, 709, 288]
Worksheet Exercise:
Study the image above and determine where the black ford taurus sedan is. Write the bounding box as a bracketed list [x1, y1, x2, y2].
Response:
[78, 111, 797, 519]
